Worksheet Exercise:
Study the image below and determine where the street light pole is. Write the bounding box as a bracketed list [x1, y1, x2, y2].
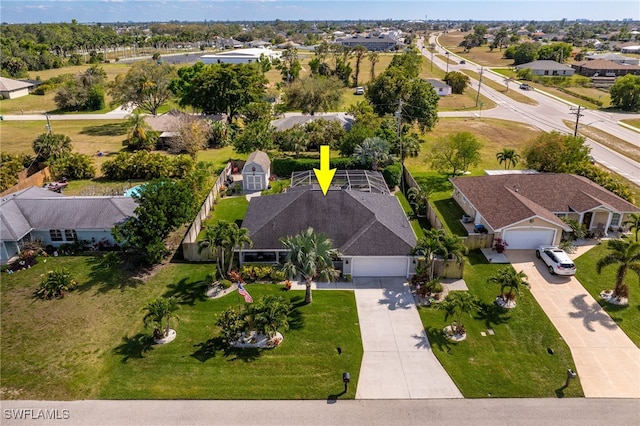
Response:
[570, 105, 585, 137]
[445, 52, 450, 74]
[475, 67, 484, 108]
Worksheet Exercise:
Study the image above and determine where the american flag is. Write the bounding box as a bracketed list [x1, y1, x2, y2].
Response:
[238, 283, 253, 303]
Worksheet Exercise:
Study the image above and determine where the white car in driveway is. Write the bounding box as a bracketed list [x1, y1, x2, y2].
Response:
[536, 246, 576, 276]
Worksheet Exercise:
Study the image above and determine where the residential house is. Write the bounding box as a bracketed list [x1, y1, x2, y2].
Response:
[0, 77, 34, 99]
[0, 187, 137, 264]
[270, 114, 353, 132]
[571, 59, 640, 77]
[240, 170, 418, 278]
[200, 47, 281, 64]
[450, 173, 640, 249]
[516, 60, 575, 76]
[426, 78, 452, 96]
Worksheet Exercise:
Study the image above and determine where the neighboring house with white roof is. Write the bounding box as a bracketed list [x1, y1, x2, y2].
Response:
[0, 77, 34, 99]
[516, 60, 575, 76]
[426, 78, 452, 96]
[585, 53, 639, 66]
[0, 187, 137, 264]
[200, 47, 281, 64]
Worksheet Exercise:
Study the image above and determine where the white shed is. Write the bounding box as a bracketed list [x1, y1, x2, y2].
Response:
[242, 150, 271, 191]
[0, 77, 34, 99]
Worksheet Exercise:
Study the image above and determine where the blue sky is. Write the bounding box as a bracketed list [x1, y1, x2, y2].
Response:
[1, 1, 638, 24]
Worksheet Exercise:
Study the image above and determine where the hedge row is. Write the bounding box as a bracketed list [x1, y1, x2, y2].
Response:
[271, 157, 361, 177]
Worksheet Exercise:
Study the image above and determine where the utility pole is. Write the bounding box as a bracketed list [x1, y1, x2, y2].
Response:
[395, 99, 404, 193]
[475, 67, 484, 108]
[570, 105, 585, 136]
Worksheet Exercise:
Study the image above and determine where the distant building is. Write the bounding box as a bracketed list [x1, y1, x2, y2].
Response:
[426, 79, 452, 96]
[571, 59, 640, 77]
[0, 77, 34, 99]
[585, 53, 639, 66]
[516, 60, 575, 76]
[334, 34, 402, 51]
[200, 47, 281, 64]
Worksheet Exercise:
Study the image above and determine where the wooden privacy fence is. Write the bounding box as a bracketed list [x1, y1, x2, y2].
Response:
[0, 166, 51, 197]
[181, 162, 232, 261]
[460, 233, 494, 250]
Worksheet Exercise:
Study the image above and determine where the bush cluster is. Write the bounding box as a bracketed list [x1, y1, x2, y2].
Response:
[382, 162, 402, 188]
[240, 264, 286, 282]
[101, 151, 194, 180]
[271, 156, 360, 177]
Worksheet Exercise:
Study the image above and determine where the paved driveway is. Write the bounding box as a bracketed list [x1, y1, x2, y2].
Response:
[353, 277, 462, 399]
[506, 250, 640, 398]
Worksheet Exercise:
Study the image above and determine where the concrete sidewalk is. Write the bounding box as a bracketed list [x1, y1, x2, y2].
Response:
[507, 249, 640, 398]
[353, 277, 462, 399]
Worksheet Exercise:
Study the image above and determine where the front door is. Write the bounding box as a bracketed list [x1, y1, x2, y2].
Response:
[582, 212, 593, 229]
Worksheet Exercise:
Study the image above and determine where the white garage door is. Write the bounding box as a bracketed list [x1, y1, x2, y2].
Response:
[351, 257, 408, 277]
[502, 228, 555, 249]
[244, 174, 263, 191]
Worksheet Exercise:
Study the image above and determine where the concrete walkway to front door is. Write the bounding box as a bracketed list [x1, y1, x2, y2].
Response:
[507, 249, 640, 398]
[353, 277, 463, 399]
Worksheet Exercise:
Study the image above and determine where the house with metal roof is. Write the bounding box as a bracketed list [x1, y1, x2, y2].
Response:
[585, 53, 639, 66]
[0, 187, 137, 264]
[240, 171, 418, 277]
[0, 77, 34, 99]
[571, 59, 640, 77]
[334, 34, 402, 51]
[516, 60, 575, 76]
[200, 47, 281, 65]
[450, 173, 640, 249]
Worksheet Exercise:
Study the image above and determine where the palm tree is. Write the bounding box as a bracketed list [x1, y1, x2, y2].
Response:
[126, 112, 153, 151]
[623, 213, 640, 242]
[488, 267, 528, 307]
[368, 51, 380, 80]
[596, 238, 640, 300]
[495, 148, 520, 170]
[198, 220, 233, 279]
[406, 186, 430, 216]
[143, 297, 179, 340]
[225, 225, 252, 274]
[250, 295, 292, 338]
[437, 291, 477, 336]
[353, 136, 391, 171]
[352, 45, 368, 87]
[412, 228, 448, 279]
[281, 227, 339, 304]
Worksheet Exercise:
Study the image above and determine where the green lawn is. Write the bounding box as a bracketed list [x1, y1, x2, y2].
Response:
[573, 242, 640, 347]
[101, 285, 362, 399]
[417, 251, 584, 398]
[395, 192, 427, 238]
[0, 256, 362, 400]
[198, 196, 250, 241]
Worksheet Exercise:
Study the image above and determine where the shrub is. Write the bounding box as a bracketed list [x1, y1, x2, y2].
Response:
[101, 151, 194, 180]
[241, 264, 276, 281]
[269, 269, 286, 282]
[49, 153, 96, 180]
[382, 162, 402, 188]
[220, 279, 233, 289]
[35, 268, 77, 300]
[271, 157, 359, 177]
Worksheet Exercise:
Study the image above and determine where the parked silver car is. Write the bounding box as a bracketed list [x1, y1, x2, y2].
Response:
[536, 246, 576, 275]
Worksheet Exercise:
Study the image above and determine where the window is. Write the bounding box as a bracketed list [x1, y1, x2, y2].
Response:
[611, 213, 621, 227]
[555, 213, 568, 218]
[49, 230, 63, 242]
[64, 230, 78, 241]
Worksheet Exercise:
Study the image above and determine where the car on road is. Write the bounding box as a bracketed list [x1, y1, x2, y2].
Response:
[459, 60, 466, 64]
[354, 86, 365, 95]
[519, 83, 533, 91]
[536, 246, 576, 275]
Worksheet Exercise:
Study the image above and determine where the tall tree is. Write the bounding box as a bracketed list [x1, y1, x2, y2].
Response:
[125, 112, 156, 151]
[368, 51, 379, 80]
[443, 71, 470, 94]
[596, 238, 640, 300]
[609, 74, 640, 112]
[283, 75, 343, 115]
[496, 148, 521, 169]
[523, 131, 591, 172]
[172, 63, 268, 123]
[281, 227, 339, 304]
[351, 45, 368, 87]
[225, 225, 252, 274]
[109, 60, 176, 115]
[429, 132, 482, 175]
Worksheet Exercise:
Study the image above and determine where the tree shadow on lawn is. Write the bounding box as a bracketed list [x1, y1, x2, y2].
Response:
[474, 300, 511, 329]
[191, 336, 262, 363]
[77, 255, 143, 294]
[113, 333, 155, 363]
[80, 122, 128, 136]
[425, 326, 456, 355]
[163, 277, 208, 306]
[287, 295, 305, 330]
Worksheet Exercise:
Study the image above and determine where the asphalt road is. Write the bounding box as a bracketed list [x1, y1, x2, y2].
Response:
[1, 399, 639, 426]
[421, 36, 640, 185]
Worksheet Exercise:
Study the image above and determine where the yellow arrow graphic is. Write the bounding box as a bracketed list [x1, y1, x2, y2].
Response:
[313, 145, 336, 196]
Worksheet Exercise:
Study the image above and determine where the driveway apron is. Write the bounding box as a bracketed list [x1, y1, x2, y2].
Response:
[353, 277, 462, 399]
[507, 250, 640, 398]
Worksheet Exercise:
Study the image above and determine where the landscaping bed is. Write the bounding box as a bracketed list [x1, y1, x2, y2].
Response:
[416, 251, 583, 398]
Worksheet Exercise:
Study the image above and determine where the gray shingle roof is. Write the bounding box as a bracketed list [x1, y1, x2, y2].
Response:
[0, 187, 137, 241]
[0, 77, 34, 92]
[244, 150, 271, 172]
[450, 174, 640, 231]
[516, 60, 574, 71]
[242, 187, 416, 255]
